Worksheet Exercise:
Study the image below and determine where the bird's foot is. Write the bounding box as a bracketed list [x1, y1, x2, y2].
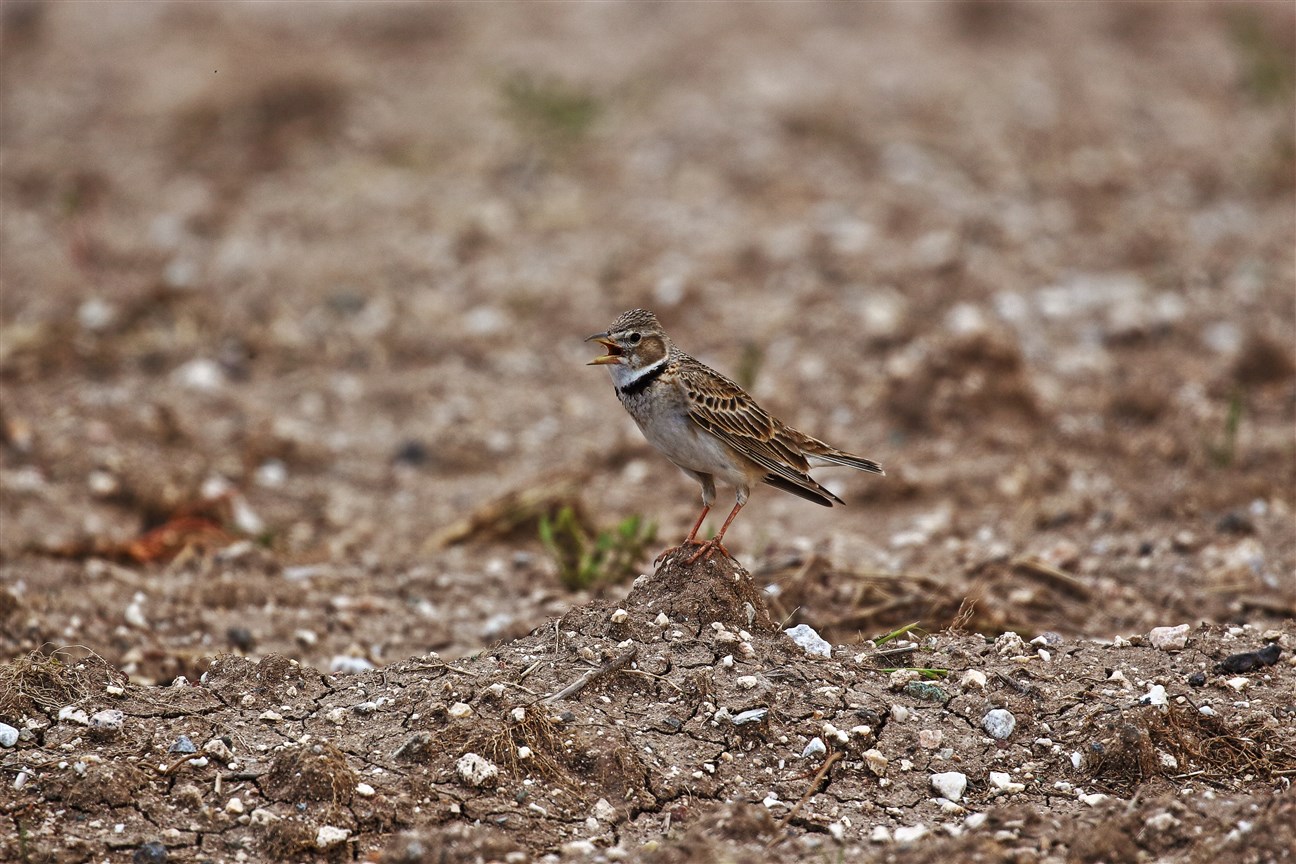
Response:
[654, 542, 702, 566]
[683, 539, 732, 565]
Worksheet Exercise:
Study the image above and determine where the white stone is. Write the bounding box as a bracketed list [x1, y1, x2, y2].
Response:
[863, 749, 888, 776]
[654, 613, 670, 628]
[1147, 624, 1190, 651]
[959, 669, 987, 689]
[315, 825, 351, 849]
[1141, 685, 1169, 707]
[329, 655, 374, 674]
[355, 783, 375, 797]
[90, 709, 124, 732]
[917, 729, 943, 749]
[448, 702, 473, 719]
[1079, 792, 1109, 806]
[173, 358, 225, 392]
[225, 797, 245, 815]
[736, 675, 760, 690]
[982, 708, 1016, 739]
[456, 752, 498, 788]
[592, 798, 616, 822]
[58, 706, 90, 726]
[989, 771, 1025, 793]
[888, 669, 920, 688]
[0, 723, 17, 748]
[517, 746, 533, 760]
[870, 826, 892, 843]
[894, 824, 929, 843]
[801, 737, 827, 759]
[930, 771, 967, 802]
[249, 808, 278, 826]
[784, 624, 832, 658]
[1226, 676, 1250, 691]
[610, 608, 628, 624]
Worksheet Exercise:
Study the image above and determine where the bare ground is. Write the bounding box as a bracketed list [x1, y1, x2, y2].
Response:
[2, 2, 1294, 862]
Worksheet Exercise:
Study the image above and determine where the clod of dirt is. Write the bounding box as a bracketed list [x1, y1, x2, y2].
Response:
[0, 650, 124, 718]
[263, 741, 358, 806]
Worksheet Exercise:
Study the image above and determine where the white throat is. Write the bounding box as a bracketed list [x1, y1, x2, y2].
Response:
[608, 356, 666, 390]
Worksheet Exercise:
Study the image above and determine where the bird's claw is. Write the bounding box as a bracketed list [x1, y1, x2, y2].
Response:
[683, 539, 732, 565]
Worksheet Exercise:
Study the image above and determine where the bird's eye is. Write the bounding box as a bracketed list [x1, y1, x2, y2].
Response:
[628, 332, 642, 345]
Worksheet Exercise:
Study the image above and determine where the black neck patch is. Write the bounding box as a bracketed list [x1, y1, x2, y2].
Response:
[618, 360, 667, 396]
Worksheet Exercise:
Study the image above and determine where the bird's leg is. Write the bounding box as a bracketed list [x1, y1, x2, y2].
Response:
[654, 503, 710, 565]
[684, 505, 710, 544]
[685, 499, 744, 564]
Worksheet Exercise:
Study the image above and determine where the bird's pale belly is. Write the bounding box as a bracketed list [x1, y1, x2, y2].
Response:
[626, 400, 751, 486]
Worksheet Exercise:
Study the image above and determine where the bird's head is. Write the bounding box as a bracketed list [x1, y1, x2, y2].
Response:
[586, 308, 669, 370]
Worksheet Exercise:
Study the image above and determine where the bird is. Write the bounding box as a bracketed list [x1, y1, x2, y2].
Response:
[586, 308, 884, 565]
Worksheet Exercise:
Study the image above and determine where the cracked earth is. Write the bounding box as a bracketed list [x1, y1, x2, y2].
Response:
[2, 2, 1295, 862]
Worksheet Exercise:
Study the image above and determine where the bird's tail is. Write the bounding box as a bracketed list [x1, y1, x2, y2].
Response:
[806, 444, 885, 476]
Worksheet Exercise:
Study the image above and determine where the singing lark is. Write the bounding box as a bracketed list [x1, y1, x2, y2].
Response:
[587, 309, 884, 564]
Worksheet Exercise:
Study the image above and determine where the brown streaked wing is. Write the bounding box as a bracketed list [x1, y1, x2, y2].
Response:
[678, 354, 820, 485]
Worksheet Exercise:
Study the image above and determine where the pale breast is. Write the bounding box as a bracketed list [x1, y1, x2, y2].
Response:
[619, 380, 753, 487]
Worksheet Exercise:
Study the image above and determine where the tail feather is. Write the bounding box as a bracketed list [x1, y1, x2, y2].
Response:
[762, 472, 842, 507]
[807, 448, 885, 476]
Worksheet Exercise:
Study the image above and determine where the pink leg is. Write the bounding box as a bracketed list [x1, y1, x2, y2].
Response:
[684, 499, 744, 564]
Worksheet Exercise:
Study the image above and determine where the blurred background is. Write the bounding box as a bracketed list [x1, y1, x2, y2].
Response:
[1, 1, 1293, 682]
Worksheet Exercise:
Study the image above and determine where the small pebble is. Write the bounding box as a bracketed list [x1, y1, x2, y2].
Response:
[610, 608, 628, 624]
[1140, 685, 1169, 707]
[1188, 671, 1207, 687]
[1217, 644, 1282, 673]
[168, 736, 197, 755]
[355, 783, 375, 797]
[732, 708, 768, 726]
[736, 675, 760, 690]
[225, 797, 244, 815]
[132, 841, 167, 864]
[456, 752, 498, 788]
[863, 749, 888, 775]
[91, 709, 124, 733]
[917, 729, 943, 749]
[959, 669, 987, 689]
[448, 702, 473, 719]
[982, 708, 1017, 740]
[801, 737, 827, 759]
[894, 824, 928, 843]
[988, 771, 1025, 793]
[784, 624, 832, 658]
[0, 723, 18, 748]
[330, 655, 375, 675]
[904, 681, 946, 702]
[315, 825, 351, 850]
[930, 771, 967, 802]
[58, 706, 90, 726]
[1147, 624, 1190, 651]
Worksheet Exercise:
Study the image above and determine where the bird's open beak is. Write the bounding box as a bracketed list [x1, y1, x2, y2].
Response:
[585, 332, 623, 365]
